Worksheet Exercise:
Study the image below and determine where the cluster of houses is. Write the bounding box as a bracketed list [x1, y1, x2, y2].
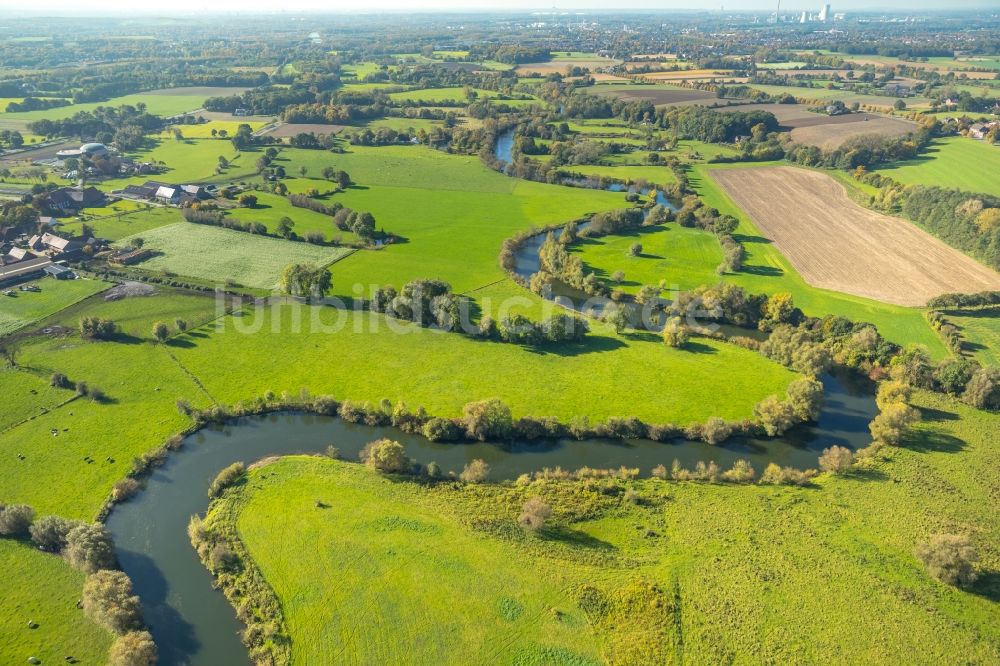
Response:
[47, 186, 108, 213]
[968, 120, 999, 140]
[119, 180, 213, 207]
[0, 229, 96, 286]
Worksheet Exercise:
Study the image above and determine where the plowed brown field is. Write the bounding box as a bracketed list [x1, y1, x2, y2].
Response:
[710, 166, 1000, 306]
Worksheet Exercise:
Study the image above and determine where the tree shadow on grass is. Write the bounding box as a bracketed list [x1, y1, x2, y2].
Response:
[541, 525, 616, 551]
[841, 467, 889, 482]
[733, 233, 773, 245]
[918, 406, 960, 422]
[741, 264, 784, 277]
[682, 340, 718, 354]
[903, 430, 966, 454]
[166, 337, 196, 349]
[533, 335, 626, 357]
[969, 571, 1000, 603]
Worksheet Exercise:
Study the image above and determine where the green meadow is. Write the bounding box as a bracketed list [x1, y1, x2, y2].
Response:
[0, 278, 108, 337]
[1, 87, 249, 123]
[556, 163, 677, 185]
[117, 223, 352, 289]
[947, 310, 1000, 366]
[215, 388, 1000, 663]
[875, 137, 1000, 198]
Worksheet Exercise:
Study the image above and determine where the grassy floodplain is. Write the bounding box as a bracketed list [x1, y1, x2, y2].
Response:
[0, 278, 109, 336]
[210, 387, 1000, 663]
[0, 86, 249, 123]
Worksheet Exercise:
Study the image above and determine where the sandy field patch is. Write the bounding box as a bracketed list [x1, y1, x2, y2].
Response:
[515, 58, 619, 76]
[261, 123, 346, 138]
[710, 166, 1000, 306]
[790, 116, 916, 149]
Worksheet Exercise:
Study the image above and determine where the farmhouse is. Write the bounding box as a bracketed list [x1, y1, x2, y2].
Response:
[28, 232, 81, 257]
[43, 263, 74, 279]
[0, 256, 51, 286]
[2, 246, 34, 264]
[121, 181, 212, 206]
[47, 186, 107, 213]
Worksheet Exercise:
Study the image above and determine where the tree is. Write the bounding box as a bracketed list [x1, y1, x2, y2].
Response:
[30, 515, 84, 552]
[701, 417, 732, 445]
[80, 317, 117, 340]
[876, 380, 911, 410]
[519, 497, 552, 531]
[662, 317, 688, 348]
[604, 303, 629, 334]
[108, 631, 157, 666]
[359, 439, 410, 473]
[82, 570, 144, 634]
[818, 445, 854, 473]
[462, 398, 513, 441]
[754, 395, 796, 436]
[786, 377, 824, 421]
[869, 402, 920, 446]
[276, 216, 295, 238]
[628, 242, 642, 256]
[0, 503, 34, 536]
[278, 264, 331, 299]
[351, 211, 376, 239]
[460, 459, 490, 483]
[238, 193, 258, 208]
[174, 318, 188, 332]
[611, 270, 625, 284]
[64, 523, 116, 573]
[962, 367, 999, 410]
[915, 534, 978, 587]
[151, 321, 169, 343]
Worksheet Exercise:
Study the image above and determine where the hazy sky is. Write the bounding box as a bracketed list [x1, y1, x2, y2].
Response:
[0, 0, 996, 13]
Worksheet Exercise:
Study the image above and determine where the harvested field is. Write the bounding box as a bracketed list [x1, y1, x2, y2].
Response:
[640, 69, 742, 81]
[514, 57, 619, 76]
[710, 166, 1000, 306]
[261, 122, 346, 138]
[196, 110, 277, 123]
[790, 116, 916, 149]
[589, 85, 715, 106]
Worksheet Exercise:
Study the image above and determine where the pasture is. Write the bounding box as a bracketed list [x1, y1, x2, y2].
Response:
[710, 166, 1000, 306]
[116, 223, 352, 289]
[1, 87, 250, 123]
[556, 164, 677, 185]
[0, 278, 108, 337]
[388, 87, 538, 106]
[947, 309, 1000, 366]
[260, 123, 344, 138]
[875, 137, 1000, 198]
[169, 120, 269, 139]
[219, 389, 1000, 664]
[514, 55, 621, 76]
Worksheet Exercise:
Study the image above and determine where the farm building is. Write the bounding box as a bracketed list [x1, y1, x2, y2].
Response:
[47, 186, 107, 213]
[55, 142, 111, 159]
[0, 256, 51, 285]
[28, 232, 81, 257]
[43, 263, 74, 279]
[121, 181, 212, 206]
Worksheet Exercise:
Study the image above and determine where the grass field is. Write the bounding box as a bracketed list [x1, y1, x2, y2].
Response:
[688, 163, 949, 356]
[0, 366, 75, 430]
[214, 388, 1000, 664]
[116, 223, 352, 289]
[0, 278, 108, 336]
[167, 120, 269, 139]
[556, 164, 677, 185]
[58, 207, 185, 241]
[947, 309, 1000, 366]
[875, 137, 1000, 198]
[388, 87, 538, 106]
[0, 540, 113, 666]
[1, 87, 249, 123]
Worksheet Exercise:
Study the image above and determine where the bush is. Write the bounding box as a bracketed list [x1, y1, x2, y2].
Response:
[108, 630, 157, 666]
[359, 439, 411, 473]
[460, 459, 490, 483]
[422, 417, 461, 442]
[786, 377, 824, 421]
[111, 478, 141, 503]
[518, 497, 552, 531]
[701, 417, 732, 445]
[82, 570, 144, 634]
[207, 462, 246, 498]
[759, 463, 816, 486]
[0, 503, 34, 536]
[721, 459, 756, 483]
[151, 321, 169, 343]
[662, 317, 688, 348]
[30, 515, 84, 552]
[876, 380, 911, 410]
[462, 398, 513, 441]
[962, 367, 999, 410]
[754, 395, 796, 436]
[64, 523, 116, 573]
[79, 316, 117, 340]
[818, 445, 854, 474]
[915, 534, 979, 587]
[869, 402, 920, 446]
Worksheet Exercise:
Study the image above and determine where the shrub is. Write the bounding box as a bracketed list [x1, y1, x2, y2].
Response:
[462, 398, 513, 441]
[111, 478, 141, 503]
[915, 534, 979, 587]
[79, 316, 117, 340]
[759, 463, 816, 486]
[30, 515, 84, 552]
[876, 380, 911, 410]
[662, 317, 688, 348]
[50, 372, 69, 388]
[108, 630, 157, 666]
[628, 242, 642, 256]
[962, 367, 999, 410]
[82, 570, 144, 634]
[701, 417, 732, 445]
[460, 459, 490, 483]
[518, 497, 552, 531]
[151, 321, 169, 343]
[721, 459, 756, 483]
[0, 503, 34, 536]
[818, 445, 854, 474]
[651, 464, 668, 479]
[209, 543, 239, 573]
[425, 461, 442, 479]
[64, 523, 116, 573]
[422, 417, 461, 442]
[359, 439, 411, 473]
[754, 395, 796, 436]
[869, 402, 920, 446]
[786, 376, 824, 421]
[207, 462, 246, 498]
